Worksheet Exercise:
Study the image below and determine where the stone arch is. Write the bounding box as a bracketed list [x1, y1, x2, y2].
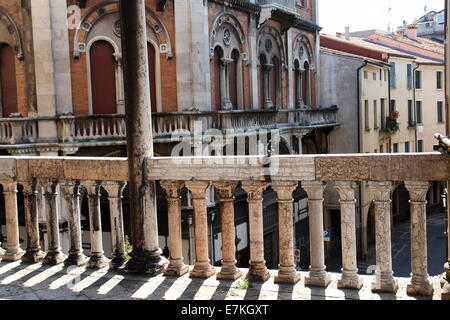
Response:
[0, 7, 23, 60]
[73, 0, 172, 59]
[257, 25, 286, 69]
[293, 33, 315, 71]
[209, 12, 249, 62]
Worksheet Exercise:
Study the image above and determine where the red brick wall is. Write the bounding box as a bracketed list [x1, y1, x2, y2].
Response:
[1, 0, 27, 116]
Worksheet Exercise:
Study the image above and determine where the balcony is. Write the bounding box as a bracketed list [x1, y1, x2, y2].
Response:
[0, 107, 338, 155]
[0, 152, 447, 300]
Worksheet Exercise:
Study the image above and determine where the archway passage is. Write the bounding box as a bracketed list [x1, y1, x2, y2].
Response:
[0, 44, 18, 117]
[90, 40, 117, 115]
[147, 43, 157, 113]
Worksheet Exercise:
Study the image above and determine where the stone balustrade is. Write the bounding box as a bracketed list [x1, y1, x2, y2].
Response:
[0, 152, 447, 297]
[0, 107, 338, 152]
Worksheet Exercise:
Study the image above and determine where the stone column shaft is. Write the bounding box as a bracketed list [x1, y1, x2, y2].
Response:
[185, 181, 215, 278]
[41, 180, 66, 265]
[405, 181, 433, 296]
[242, 181, 269, 282]
[21, 181, 45, 263]
[335, 182, 362, 289]
[160, 181, 188, 277]
[263, 64, 274, 109]
[61, 181, 87, 267]
[215, 182, 241, 280]
[118, 0, 167, 275]
[368, 181, 398, 293]
[303, 181, 330, 287]
[84, 181, 109, 269]
[103, 182, 127, 270]
[2, 182, 24, 261]
[273, 181, 300, 284]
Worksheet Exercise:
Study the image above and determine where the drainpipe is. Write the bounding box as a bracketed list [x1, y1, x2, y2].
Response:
[413, 63, 420, 151]
[357, 60, 368, 258]
[387, 63, 392, 153]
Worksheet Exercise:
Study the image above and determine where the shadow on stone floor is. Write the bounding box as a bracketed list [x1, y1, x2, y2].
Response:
[176, 277, 206, 300]
[243, 281, 263, 300]
[277, 284, 293, 300]
[308, 285, 326, 300]
[210, 279, 234, 300]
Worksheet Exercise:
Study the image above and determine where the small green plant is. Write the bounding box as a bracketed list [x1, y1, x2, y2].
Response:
[235, 278, 252, 290]
[124, 235, 133, 261]
[380, 124, 400, 136]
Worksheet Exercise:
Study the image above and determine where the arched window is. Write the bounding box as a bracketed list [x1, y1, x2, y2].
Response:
[229, 50, 240, 110]
[302, 61, 310, 106]
[89, 40, 117, 115]
[259, 54, 267, 109]
[213, 46, 223, 111]
[294, 60, 302, 108]
[270, 56, 279, 108]
[147, 43, 157, 113]
[0, 44, 18, 117]
[293, 35, 314, 108]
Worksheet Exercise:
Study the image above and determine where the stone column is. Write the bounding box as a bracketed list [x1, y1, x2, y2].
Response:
[368, 181, 398, 293]
[185, 181, 215, 278]
[160, 181, 189, 277]
[303, 181, 330, 287]
[405, 181, 433, 296]
[83, 181, 109, 269]
[241, 181, 270, 282]
[118, 0, 167, 275]
[335, 182, 363, 289]
[60, 180, 87, 267]
[41, 179, 67, 265]
[273, 181, 300, 284]
[220, 58, 233, 110]
[263, 64, 274, 109]
[214, 182, 242, 280]
[103, 181, 127, 270]
[21, 180, 45, 263]
[2, 182, 24, 261]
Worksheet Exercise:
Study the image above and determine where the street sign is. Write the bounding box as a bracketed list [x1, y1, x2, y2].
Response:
[324, 230, 331, 242]
[294, 249, 301, 261]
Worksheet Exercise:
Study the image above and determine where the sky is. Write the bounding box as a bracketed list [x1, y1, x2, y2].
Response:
[319, 0, 445, 34]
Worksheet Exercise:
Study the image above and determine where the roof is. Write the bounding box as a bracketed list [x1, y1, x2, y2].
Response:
[320, 46, 388, 66]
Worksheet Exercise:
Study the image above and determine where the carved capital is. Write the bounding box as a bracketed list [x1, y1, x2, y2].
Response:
[272, 181, 298, 201]
[2, 181, 17, 194]
[241, 181, 267, 201]
[60, 180, 80, 199]
[405, 181, 430, 202]
[213, 181, 238, 200]
[37, 178, 58, 195]
[368, 181, 392, 202]
[184, 181, 210, 200]
[81, 180, 101, 197]
[102, 181, 127, 199]
[335, 181, 357, 202]
[160, 180, 182, 199]
[302, 181, 326, 200]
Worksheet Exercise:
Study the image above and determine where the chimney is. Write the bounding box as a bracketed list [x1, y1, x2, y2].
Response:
[336, 32, 342, 38]
[345, 27, 350, 40]
[396, 27, 405, 36]
[406, 24, 418, 40]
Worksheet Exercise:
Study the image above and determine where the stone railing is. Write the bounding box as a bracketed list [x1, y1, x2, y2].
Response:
[0, 152, 447, 297]
[0, 107, 338, 149]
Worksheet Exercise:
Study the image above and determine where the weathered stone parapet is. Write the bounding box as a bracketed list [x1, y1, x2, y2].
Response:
[368, 181, 398, 294]
[40, 179, 67, 265]
[241, 181, 270, 282]
[2, 182, 24, 261]
[214, 181, 242, 280]
[102, 181, 127, 270]
[160, 181, 189, 277]
[185, 181, 215, 278]
[335, 181, 362, 290]
[405, 181, 433, 297]
[60, 180, 87, 267]
[302, 181, 330, 287]
[272, 181, 300, 284]
[21, 180, 45, 263]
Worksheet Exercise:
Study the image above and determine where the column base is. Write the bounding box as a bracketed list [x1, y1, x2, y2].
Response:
[109, 255, 126, 270]
[305, 273, 331, 287]
[246, 262, 270, 282]
[43, 251, 67, 265]
[119, 249, 168, 276]
[217, 268, 242, 281]
[0, 246, 5, 256]
[371, 277, 398, 294]
[164, 263, 189, 277]
[441, 281, 450, 300]
[64, 253, 88, 267]
[22, 249, 46, 263]
[407, 282, 434, 297]
[274, 271, 301, 284]
[2, 248, 25, 261]
[338, 276, 363, 290]
[87, 255, 110, 269]
[190, 265, 216, 278]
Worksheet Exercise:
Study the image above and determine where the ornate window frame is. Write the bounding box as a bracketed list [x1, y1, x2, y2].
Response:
[0, 7, 23, 60]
